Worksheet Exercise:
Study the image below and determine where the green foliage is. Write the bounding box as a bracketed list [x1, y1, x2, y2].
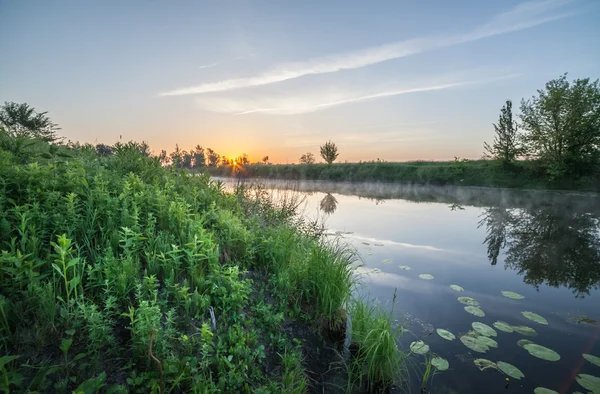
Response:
[520, 74, 600, 178]
[484, 100, 520, 163]
[320, 140, 339, 164]
[0, 101, 60, 142]
[0, 129, 403, 392]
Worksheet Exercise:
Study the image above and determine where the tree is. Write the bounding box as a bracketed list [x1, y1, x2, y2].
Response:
[484, 100, 520, 163]
[170, 144, 182, 168]
[193, 145, 205, 168]
[520, 74, 600, 177]
[207, 148, 220, 167]
[262, 156, 269, 164]
[320, 140, 339, 164]
[299, 152, 315, 164]
[158, 150, 170, 166]
[0, 101, 60, 142]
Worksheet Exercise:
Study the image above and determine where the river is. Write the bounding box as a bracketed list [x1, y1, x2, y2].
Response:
[220, 178, 600, 394]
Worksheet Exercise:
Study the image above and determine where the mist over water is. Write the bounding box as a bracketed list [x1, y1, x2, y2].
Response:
[219, 177, 600, 393]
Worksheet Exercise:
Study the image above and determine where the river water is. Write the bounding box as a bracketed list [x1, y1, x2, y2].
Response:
[222, 178, 600, 393]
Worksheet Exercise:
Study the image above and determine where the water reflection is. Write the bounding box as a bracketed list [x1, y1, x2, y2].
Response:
[480, 205, 600, 298]
[319, 193, 338, 215]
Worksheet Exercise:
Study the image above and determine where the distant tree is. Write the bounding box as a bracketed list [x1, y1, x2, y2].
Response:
[262, 155, 269, 164]
[0, 101, 60, 142]
[299, 152, 315, 164]
[95, 143, 114, 157]
[181, 150, 192, 169]
[193, 145, 206, 168]
[241, 153, 250, 165]
[320, 140, 339, 164]
[484, 100, 520, 163]
[207, 148, 220, 167]
[158, 149, 170, 166]
[170, 144, 183, 168]
[520, 74, 600, 177]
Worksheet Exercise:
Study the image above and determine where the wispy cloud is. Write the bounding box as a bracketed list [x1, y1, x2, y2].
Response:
[161, 0, 577, 96]
[198, 61, 221, 69]
[194, 74, 519, 115]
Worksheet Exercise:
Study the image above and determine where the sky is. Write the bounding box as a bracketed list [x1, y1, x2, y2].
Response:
[1, 0, 599, 163]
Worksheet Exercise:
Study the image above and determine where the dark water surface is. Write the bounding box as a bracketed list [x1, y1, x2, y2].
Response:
[224, 179, 600, 393]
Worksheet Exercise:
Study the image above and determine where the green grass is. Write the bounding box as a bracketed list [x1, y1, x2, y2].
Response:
[347, 294, 408, 392]
[209, 159, 600, 192]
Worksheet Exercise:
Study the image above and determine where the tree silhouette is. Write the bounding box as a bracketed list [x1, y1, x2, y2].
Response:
[0, 101, 60, 142]
[299, 152, 315, 164]
[320, 140, 339, 164]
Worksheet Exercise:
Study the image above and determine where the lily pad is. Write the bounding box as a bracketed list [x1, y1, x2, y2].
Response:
[583, 353, 600, 368]
[382, 259, 393, 264]
[418, 274, 434, 280]
[517, 339, 534, 348]
[493, 321, 514, 333]
[370, 268, 382, 274]
[512, 325, 537, 336]
[523, 343, 560, 361]
[410, 340, 429, 355]
[474, 358, 498, 371]
[501, 291, 525, 300]
[398, 265, 412, 270]
[461, 335, 488, 353]
[458, 296, 479, 306]
[576, 374, 600, 392]
[497, 361, 524, 379]
[533, 389, 559, 394]
[436, 328, 455, 341]
[522, 311, 549, 325]
[477, 336, 498, 348]
[450, 285, 464, 292]
[464, 306, 485, 317]
[431, 357, 449, 371]
[568, 315, 598, 326]
[472, 322, 497, 337]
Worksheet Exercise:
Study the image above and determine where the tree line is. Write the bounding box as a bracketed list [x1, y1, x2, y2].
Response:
[2, 73, 598, 183]
[484, 73, 600, 178]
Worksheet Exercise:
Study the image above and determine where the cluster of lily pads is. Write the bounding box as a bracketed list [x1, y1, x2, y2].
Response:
[405, 280, 600, 393]
[370, 259, 600, 392]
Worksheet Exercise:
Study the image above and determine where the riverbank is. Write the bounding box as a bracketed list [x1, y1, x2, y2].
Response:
[0, 142, 406, 393]
[207, 160, 600, 192]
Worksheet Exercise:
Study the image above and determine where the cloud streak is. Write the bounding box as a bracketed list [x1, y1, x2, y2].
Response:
[161, 0, 577, 96]
[194, 74, 519, 115]
[198, 61, 221, 69]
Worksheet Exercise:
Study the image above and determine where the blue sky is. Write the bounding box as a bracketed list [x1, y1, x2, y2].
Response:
[1, 0, 598, 162]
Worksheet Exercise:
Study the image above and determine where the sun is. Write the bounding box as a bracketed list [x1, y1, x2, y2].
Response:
[233, 161, 237, 166]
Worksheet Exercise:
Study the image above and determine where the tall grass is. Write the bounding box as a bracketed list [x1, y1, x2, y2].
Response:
[347, 292, 408, 392]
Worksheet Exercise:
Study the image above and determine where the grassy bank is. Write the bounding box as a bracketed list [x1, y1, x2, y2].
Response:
[208, 160, 600, 192]
[0, 140, 410, 393]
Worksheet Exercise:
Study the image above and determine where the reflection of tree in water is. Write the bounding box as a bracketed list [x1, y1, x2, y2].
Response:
[478, 207, 511, 266]
[480, 205, 600, 298]
[320, 193, 338, 215]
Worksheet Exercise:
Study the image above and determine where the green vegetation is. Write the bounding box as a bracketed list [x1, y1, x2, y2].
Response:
[320, 140, 339, 165]
[0, 104, 409, 393]
[347, 294, 407, 392]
